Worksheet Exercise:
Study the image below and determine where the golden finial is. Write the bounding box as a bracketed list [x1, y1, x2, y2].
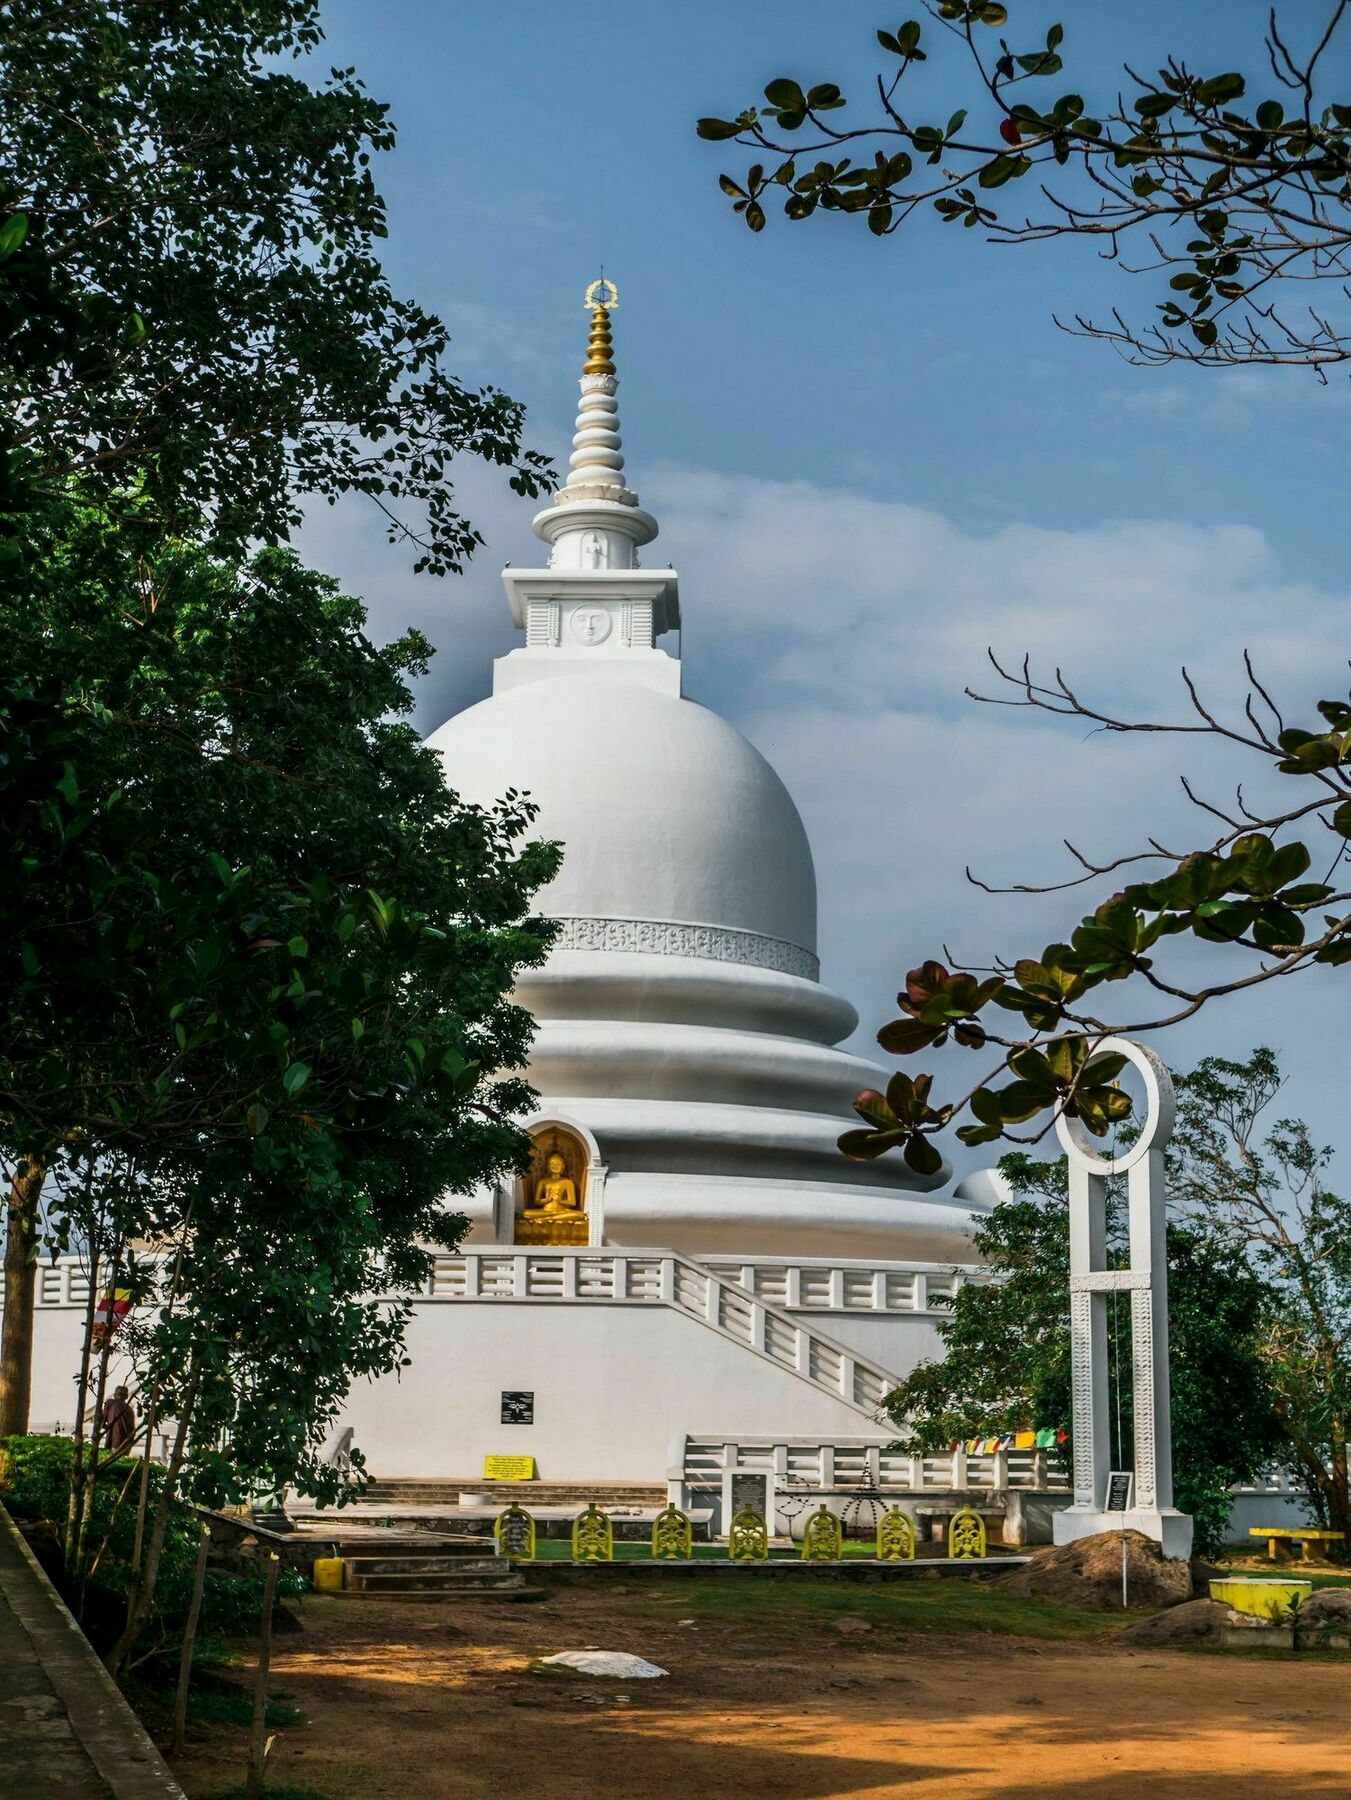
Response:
[582, 274, 618, 376]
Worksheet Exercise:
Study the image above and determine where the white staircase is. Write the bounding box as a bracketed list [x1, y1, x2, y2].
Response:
[423, 1247, 899, 1422]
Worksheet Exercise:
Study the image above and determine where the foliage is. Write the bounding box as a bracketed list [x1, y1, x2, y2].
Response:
[823, 657, 1351, 1161]
[1169, 1051, 1351, 1543]
[884, 1067, 1289, 1555]
[0, 1436, 305, 1637]
[1, 499, 559, 1496]
[698, 2, 1351, 371]
[0, 0, 550, 570]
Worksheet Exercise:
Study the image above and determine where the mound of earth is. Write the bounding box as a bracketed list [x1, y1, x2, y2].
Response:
[1300, 1587, 1351, 1629]
[997, 1531, 1192, 1612]
[1118, 1598, 1229, 1646]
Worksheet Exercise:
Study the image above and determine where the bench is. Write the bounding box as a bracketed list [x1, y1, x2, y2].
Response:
[1249, 1526, 1344, 1564]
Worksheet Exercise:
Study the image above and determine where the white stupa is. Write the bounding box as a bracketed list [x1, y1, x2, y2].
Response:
[27, 284, 997, 1519]
[428, 284, 980, 1266]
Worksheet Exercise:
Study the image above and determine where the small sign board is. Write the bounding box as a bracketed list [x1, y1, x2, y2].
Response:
[1105, 1470, 1134, 1513]
[484, 1454, 536, 1480]
[500, 1390, 534, 1425]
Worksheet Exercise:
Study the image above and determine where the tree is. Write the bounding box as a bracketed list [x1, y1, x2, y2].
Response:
[888, 1061, 1288, 1555]
[1169, 1050, 1351, 1543]
[698, 2, 1351, 372]
[0, 501, 561, 1657]
[1, 0, 550, 570]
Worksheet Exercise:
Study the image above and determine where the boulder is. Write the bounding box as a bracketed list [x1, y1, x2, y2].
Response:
[997, 1531, 1192, 1612]
[1117, 1599, 1229, 1646]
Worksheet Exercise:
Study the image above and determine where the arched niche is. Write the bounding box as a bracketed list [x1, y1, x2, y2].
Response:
[514, 1122, 593, 1246]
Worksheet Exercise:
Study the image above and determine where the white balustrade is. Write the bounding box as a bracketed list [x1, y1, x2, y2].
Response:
[420, 1246, 900, 1423]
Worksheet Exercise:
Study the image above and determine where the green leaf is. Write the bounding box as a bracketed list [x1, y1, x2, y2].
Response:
[0, 212, 28, 258]
[1255, 99, 1284, 130]
[764, 77, 806, 110]
[903, 1131, 944, 1176]
[1198, 72, 1246, 106]
[979, 152, 1030, 189]
[282, 1061, 311, 1096]
[246, 1103, 269, 1137]
[697, 117, 743, 141]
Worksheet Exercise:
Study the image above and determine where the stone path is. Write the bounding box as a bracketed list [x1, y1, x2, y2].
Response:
[0, 1506, 184, 1799]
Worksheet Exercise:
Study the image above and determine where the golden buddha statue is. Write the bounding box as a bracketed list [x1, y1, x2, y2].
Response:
[527, 1151, 580, 1217]
[516, 1135, 588, 1244]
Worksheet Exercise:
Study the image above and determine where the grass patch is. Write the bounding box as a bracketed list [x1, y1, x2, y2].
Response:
[207, 1788, 333, 1800]
[1213, 1565, 1351, 1592]
[600, 1570, 1123, 1641]
[188, 1687, 301, 1728]
[190, 1635, 243, 1670]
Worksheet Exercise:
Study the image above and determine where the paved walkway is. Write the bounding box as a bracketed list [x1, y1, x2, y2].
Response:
[0, 1505, 184, 1799]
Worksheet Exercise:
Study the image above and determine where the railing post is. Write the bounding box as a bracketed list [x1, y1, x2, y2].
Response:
[659, 1256, 676, 1305]
[704, 1272, 720, 1326]
[794, 1323, 810, 1375]
[909, 1454, 925, 1489]
[839, 1354, 856, 1403]
[785, 1265, 803, 1309]
[992, 1446, 1009, 1492]
[912, 1272, 928, 1313]
[951, 1445, 968, 1489]
[872, 1270, 886, 1311]
[819, 1443, 835, 1490]
[561, 1253, 578, 1299]
[1032, 1449, 1048, 1489]
[828, 1267, 845, 1310]
[512, 1253, 529, 1297]
[611, 1255, 628, 1300]
[749, 1301, 766, 1352]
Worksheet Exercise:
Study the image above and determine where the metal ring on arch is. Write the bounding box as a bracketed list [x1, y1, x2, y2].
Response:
[1053, 1036, 1176, 1176]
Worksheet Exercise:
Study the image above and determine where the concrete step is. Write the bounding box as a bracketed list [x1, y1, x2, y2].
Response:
[349, 1571, 526, 1594]
[344, 1555, 501, 1576]
[365, 1478, 666, 1508]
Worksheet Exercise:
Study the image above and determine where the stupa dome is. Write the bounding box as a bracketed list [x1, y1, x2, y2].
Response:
[428, 677, 818, 966]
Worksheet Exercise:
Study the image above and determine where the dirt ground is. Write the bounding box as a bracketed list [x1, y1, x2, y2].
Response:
[170, 1579, 1351, 1800]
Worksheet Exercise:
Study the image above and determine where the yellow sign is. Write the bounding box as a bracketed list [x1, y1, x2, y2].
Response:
[484, 1455, 535, 1481]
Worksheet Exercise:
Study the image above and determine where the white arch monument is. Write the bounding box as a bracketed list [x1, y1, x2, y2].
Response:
[1052, 1037, 1194, 1560]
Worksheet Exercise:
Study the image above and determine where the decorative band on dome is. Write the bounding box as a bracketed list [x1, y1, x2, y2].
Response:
[549, 915, 819, 981]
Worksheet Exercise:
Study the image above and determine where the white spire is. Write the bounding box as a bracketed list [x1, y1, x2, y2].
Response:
[532, 278, 658, 571]
[497, 279, 679, 698]
[556, 279, 636, 508]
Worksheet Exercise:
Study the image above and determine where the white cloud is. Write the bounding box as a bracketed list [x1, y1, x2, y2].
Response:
[299, 457, 1351, 1168]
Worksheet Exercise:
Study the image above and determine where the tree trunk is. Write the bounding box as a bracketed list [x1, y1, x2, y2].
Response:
[105, 1371, 196, 1679]
[171, 1530, 210, 1758]
[244, 1554, 280, 1800]
[0, 1162, 45, 1438]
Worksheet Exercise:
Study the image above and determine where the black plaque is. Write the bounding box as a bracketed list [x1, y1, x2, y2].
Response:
[1105, 1470, 1133, 1513]
[501, 1390, 534, 1425]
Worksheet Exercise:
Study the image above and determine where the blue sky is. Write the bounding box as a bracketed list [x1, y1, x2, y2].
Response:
[298, 1, 1351, 1170]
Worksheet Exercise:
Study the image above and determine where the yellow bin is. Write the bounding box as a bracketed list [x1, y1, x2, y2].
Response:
[312, 1557, 347, 1593]
[1209, 1576, 1310, 1621]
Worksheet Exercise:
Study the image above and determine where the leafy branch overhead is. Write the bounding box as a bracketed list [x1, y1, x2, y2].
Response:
[839, 665, 1351, 1161]
[0, 0, 552, 571]
[699, 2, 1351, 370]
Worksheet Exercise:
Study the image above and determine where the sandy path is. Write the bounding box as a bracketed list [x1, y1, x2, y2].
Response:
[173, 1589, 1351, 1800]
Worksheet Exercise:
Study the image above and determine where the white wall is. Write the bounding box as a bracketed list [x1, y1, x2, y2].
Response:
[339, 1299, 887, 1481]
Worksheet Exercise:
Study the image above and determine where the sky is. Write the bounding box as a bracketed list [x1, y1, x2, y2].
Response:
[297, 1, 1350, 1173]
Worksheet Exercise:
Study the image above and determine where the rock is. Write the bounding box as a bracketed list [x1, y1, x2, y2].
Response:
[540, 1650, 668, 1679]
[997, 1532, 1192, 1613]
[832, 1616, 872, 1635]
[1300, 1587, 1351, 1629]
[1118, 1599, 1230, 1646]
